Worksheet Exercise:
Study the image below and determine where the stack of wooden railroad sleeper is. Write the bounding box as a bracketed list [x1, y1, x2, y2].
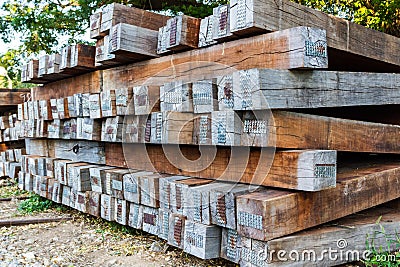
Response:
[16, 0, 400, 266]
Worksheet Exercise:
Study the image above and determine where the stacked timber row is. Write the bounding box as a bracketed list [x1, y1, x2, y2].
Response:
[0, 89, 28, 179]
[19, 0, 400, 266]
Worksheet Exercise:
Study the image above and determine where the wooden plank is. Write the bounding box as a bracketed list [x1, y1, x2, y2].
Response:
[198, 15, 217, 47]
[61, 185, 71, 206]
[68, 163, 97, 192]
[160, 81, 193, 113]
[198, 16, 216, 48]
[60, 46, 71, 70]
[0, 217, 72, 227]
[139, 173, 168, 208]
[39, 100, 52, 120]
[0, 89, 28, 106]
[142, 205, 159, 235]
[192, 79, 218, 113]
[229, 0, 400, 71]
[70, 44, 96, 70]
[75, 191, 87, 212]
[51, 180, 62, 203]
[211, 110, 242, 146]
[31, 71, 102, 100]
[89, 166, 116, 194]
[212, 5, 234, 41]
[183, 220, 222, 259]
[103, 168, 131, 197]
[192, 114, 212, 145]
[86, 191, 101, 217]
[115, 198, 128, 225]
[158, 209, 171, 240]
[115, 88, 134, 115]
[210, 183, 259, 229]
[168, 213, 186, 249]
[230, 69, 400, 110]
[220, 228, 244, 263]
[100, 194, 115, 221]
[170, 178, 214, 215]
[38, 55, 49, 77]
[128, 202, 143, 229]
[89, 93, 102, 119]
[90, 12, 102, 39]
[101, 116, 123, 142]
[100, 3, 169, 34]
[47, 54, 62, 74]
[102, 26, 328, 89]
[236, 160, 400, 241]
[48, 119, 61, 139]
[109, 23, 159, 61]
[54, 140, 105, 164]
[100, 89, 117, 117]
[57, 98, 69, 119]
[77, 117, 102, 141]
[158, 15, 200, 53]
[133, 86, 160, 115]
[107, 142, 337, 190]
[159, 176, 188, 211]
[150, 111, 194, 144]
[123, 171, 145, 203]
[54, 159, 74, 186]
[184, 181, 231, 225]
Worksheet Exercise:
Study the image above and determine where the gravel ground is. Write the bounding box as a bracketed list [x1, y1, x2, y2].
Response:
[0, 181, 234, 267]
[0, 180, 361, 267]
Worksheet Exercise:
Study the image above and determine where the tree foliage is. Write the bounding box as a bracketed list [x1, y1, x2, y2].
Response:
[0, 0, 398, 87]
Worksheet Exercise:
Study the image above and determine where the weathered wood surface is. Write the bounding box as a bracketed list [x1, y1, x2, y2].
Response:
[100, 90, 117, 117]
[168, 213, 186, 249]
[101, 116, 123, 142]
[142, 205, 159, 235]
[115, 88, 133, 115]
[226, 69, 400, 110]
[150, 112, 194, 144]
[89, 93, 102, 119]
[159, 176, 188, 211]
[133, 86, 160, 115]
[183, 220, 222, 259]
[54, 140, 105, 164]
[102, 26, 328, 89]
[160, 81, 193, 113]
[259, 207, 400, 266]
[128, 202, 143, 229]
[100, 194, 115, 221]
[89, 166, 116, 193]
[107, 143, 338, 190]
[158, 209, 170, 240]
[210, 183, 259, 229]
[100, 3, 169, 34]
[212, 5, 234, 41]
[31, 71, 102, 100]
[139, 172, 165, 208]
[115, 199, 128, 225]
[0, 217, 72, 227]
[229, 0, 400, 71]
[90, 12, 102, 39]
[236, 160, 400, 241]
[54, 159, 74, 185]
[109, 23, 159, 61]
[158, 15, 200, 53]
[192, 79, 218, 113]
[198, 15, 216, 48]
[86, 191, 101, 217]
[123, 171, 149, 203]
[70, 44, 96, 70]
[0, 89, 29, 106]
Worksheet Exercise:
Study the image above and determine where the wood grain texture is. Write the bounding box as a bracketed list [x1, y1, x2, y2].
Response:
[229, 0, 400, 70]
[230, 68, 400, 110]
[102, 26, 328, 90]
[31, 71, 102, 101]
[106, 143, 336, 190]
[236, 160, 400, 241]
[100, 3, 169, 34]
[54, 140, 105, 164]
[0, 89, 29, 106]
